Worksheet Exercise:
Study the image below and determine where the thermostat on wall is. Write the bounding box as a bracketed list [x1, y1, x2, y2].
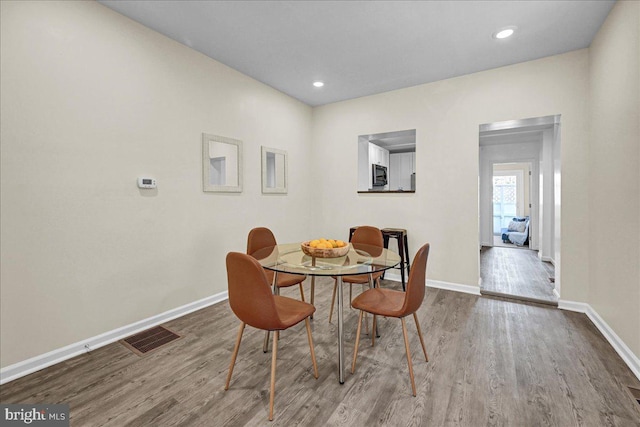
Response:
[137, 177, 156, 189]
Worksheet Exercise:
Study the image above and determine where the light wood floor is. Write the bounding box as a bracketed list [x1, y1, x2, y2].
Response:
[2, 279, 639, 426]
[481, 246, 558, 304]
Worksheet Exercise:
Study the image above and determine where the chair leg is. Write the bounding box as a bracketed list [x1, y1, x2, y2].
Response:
[310, 276, 315, 319]
[349, 284, 352, 309]
[329, 281, 337, 323]
[372, 279, 381, 339]
[225, 322, 245, 390]
[304, 318, 319, 379]
[299, 283, 306, 302]
[351, 310, 364, 374]
[413, 312, 429, 362]
[360, 283, 369, 335]
[372, 315, 377, 347]
[401, 317, 417, 396]
[364, 311, 369, 336]
[269, 330, 279, 421]
[263, 330, 270, 353]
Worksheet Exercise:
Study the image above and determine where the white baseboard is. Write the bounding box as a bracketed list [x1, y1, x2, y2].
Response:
[427, 279, 482, 296]
[378, 272, 482, 296]
[557, 299, 589, 313]
[382, 271, 403, 283]
[540, 255, 556, 266]
[559, 299, 640, 382]
[0, 291, 228, 385]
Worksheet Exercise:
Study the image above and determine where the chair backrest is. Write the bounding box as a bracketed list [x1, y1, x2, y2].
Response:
[347, 226, 384, 276]
[226, 252, 282, 330]
[400, 243, 430, 316]
[247, 227, 277, 256]
[351, 226, 384, 255]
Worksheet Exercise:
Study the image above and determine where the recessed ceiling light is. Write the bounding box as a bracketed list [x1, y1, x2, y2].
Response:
[313, 81, 324, 88]
[493, 27, 516, 39]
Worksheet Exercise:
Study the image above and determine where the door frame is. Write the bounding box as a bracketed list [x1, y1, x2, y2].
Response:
[478, 114, 562, 297]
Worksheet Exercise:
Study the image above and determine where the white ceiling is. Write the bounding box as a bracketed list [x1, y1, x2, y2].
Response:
[98, 0, 615, 107]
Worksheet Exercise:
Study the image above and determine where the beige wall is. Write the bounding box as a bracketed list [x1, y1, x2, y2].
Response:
[588, 1, 640, 357]
[2, 0, 638, 371]
[0, 1, 313, 367]
[311, 50, 590, 296]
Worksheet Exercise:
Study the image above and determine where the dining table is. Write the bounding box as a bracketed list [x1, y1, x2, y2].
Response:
[252, 242, 401, 384]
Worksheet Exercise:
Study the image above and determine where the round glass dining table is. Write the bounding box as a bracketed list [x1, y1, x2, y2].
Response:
[252, 242, 401, 384]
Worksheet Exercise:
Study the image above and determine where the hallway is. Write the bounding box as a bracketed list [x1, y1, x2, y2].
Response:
[480, 246, 557, 305]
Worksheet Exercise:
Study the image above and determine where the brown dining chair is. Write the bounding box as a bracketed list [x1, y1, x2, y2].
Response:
[224, 252, 319, 421]
[351, 243, 430, 396]
[329, 226, 384, 323]
[247, 227, 308, 301]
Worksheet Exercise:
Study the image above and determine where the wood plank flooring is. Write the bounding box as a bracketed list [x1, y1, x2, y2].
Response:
[2, 279, 639, 426]
[480, 246, 558, 304]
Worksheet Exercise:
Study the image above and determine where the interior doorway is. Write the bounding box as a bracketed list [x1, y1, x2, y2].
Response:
[492, 163, 531, 248]
[478, 115, 561, 305]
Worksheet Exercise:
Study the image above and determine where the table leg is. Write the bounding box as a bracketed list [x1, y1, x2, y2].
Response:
[381, 234, 390, 280]
[263, 271, 279, 353]
[398, 236, 406, 291]
[404, 234, 411, 275]
[337, 276, 345, 384]
[372, 274, 381, 339]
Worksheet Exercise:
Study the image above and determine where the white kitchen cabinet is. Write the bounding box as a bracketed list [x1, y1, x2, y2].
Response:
[368, 144, 376, 165]
[389, 152, 415, 191]
[368, 143, 389, 167]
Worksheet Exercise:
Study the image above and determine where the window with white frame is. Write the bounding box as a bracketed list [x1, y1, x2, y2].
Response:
[492, 171, 524, 234]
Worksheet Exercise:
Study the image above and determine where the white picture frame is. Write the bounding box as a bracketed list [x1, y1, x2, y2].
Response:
[261, 146, 288, 194]
[202, 133, 243, 193]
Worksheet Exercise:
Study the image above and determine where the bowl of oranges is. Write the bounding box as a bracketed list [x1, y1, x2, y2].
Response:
[301, 238, 350, 258]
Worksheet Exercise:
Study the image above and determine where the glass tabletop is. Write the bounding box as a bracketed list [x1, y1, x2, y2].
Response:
[252, 242, 401, 276]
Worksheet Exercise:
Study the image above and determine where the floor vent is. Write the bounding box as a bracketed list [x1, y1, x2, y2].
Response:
[629, 386, 640, 405]
[121, 326, 181, 356]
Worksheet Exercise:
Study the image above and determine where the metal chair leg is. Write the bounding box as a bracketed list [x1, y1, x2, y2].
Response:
[299, 283, 306, 302]
[310, 276, 315, 319]
[401, 318, 417, 396]
[329, 281, 337, 323]
[305, 318, 319, 378]
[352, 310, 364, 373]
[413, 312, 429, 362]
[269, 331, 279, 421]
[225, 322, 245, 390]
